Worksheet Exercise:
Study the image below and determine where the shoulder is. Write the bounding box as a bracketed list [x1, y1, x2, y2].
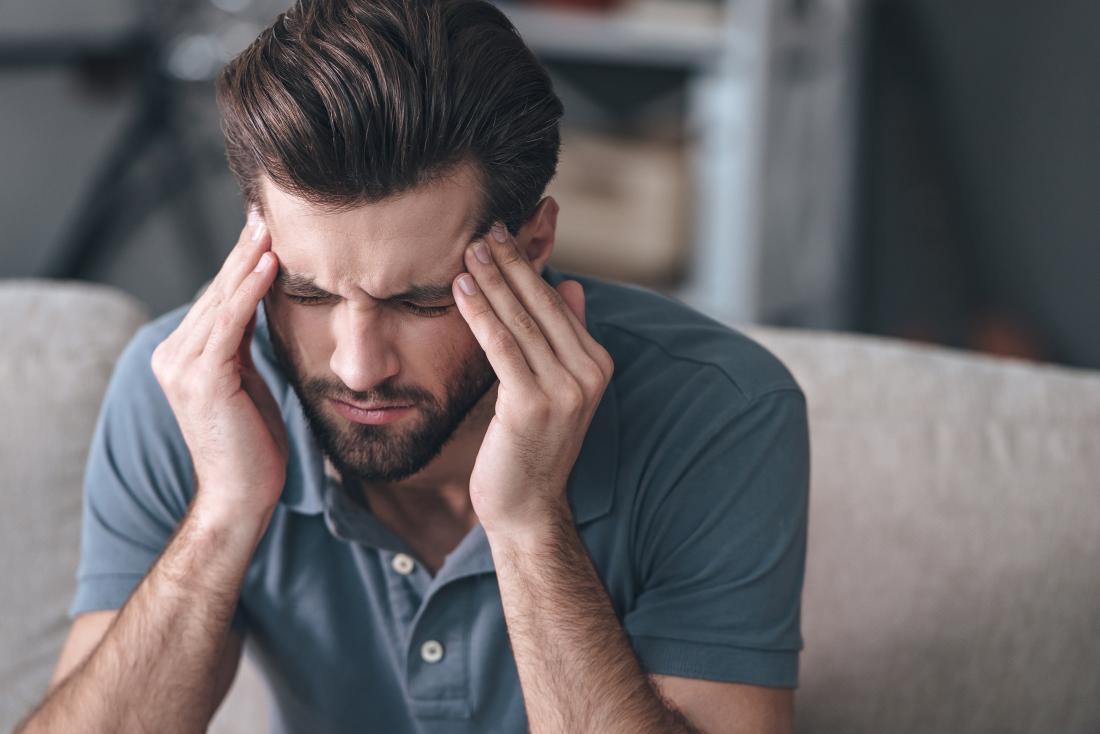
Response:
[553, 270, 808, 528]
[129, 302, 191, 357]
[109, 302, 191, 383]
[90, 303, 196, 508]
[568, 271, 803, 415]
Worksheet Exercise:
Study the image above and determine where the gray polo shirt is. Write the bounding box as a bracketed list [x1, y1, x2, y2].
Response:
[71, 265, 809, 733]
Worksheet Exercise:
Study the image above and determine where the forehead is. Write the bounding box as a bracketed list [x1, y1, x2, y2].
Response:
[259, 164, 484, 297]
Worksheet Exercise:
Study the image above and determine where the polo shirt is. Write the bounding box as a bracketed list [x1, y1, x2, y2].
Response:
[71, 264, 810, 733]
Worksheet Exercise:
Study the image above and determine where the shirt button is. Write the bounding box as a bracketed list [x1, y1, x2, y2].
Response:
[420, 640, 445, 664]
[391, 553, 416, 575]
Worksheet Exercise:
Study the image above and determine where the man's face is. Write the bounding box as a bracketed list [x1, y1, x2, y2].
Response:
[259, 164, 497, 485]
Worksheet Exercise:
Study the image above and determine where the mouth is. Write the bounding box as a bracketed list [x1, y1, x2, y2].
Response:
[328, 398, 415, 426]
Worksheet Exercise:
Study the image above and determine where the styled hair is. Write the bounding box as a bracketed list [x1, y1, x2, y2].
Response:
[215, 0, 563, 237]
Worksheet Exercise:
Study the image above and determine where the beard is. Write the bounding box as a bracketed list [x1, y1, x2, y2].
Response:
[266, 309, 497, 485]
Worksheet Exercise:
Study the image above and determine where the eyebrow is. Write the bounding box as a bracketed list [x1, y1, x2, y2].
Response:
[274, 267, 455, 303]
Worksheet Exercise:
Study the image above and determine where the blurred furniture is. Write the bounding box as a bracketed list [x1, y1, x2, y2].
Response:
[0, 0, 266, 282]
[547, 126, 692, 284]
[499, 0, 860, 326]
[1, 279, 1097, 733]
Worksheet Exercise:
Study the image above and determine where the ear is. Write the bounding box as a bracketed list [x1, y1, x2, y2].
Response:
[515, 196, 559, 272]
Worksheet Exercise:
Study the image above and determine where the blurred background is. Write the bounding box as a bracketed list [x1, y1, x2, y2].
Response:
[2, 0, 1097, 368]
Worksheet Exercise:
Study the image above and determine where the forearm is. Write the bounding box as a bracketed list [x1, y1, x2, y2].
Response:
[488, 508, 700, 734]
[17, 496, 270, 734]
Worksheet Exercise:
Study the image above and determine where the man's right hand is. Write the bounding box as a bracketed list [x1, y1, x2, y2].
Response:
[151, 209, 287, 522]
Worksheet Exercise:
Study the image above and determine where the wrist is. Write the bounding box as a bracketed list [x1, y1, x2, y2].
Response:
[484, 501, 575, 556]
[188, 492, 275, 547]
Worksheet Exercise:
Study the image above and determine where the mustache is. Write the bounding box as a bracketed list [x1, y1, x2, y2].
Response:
[303, 377, 434, 407]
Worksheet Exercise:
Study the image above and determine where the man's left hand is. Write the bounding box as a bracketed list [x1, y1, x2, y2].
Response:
[452, 221, 614, 539]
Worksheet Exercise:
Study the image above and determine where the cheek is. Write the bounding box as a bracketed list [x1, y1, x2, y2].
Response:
[401, 315, 481, 379]
[269, 301, 334, 368]
[405, 314, 474, 359]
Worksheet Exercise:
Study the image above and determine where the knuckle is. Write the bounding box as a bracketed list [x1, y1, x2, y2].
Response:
[151, 342, 179, 382]
[489, 328, 516, 354]
[482, 268, 506, 290]
[577, 358, 605, 390]
[511, 309, 540, 337]
[150, 343, 167, 372]
[470, 301, 496, 319]
[538, 286, 565, 311]
[558, 381, 585, 411]
[213, 308, 236, 335]
[494, 241, 522, 266]
[597, 347, 615, 376]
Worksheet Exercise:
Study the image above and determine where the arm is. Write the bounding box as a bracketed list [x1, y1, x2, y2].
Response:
[17, 503, 261, 733]
[18, 210, 286, 732]
[449, 221, 695, 731]
[489, 509, 795, 733]
[650, 675, 794, 734]
[453, 219, 802, 732]
[491, 512, 794, 732]
[47, 612, 241, 705]
[488, 510, 702, 733]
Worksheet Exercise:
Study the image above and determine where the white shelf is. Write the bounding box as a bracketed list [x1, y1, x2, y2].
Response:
[496, 0, 779, 323]
[494, 1, 731, 68]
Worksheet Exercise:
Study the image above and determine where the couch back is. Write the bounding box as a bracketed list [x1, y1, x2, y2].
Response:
[743, 325, 1100, 734]
[0, 280, 149, 725]
[1, 281, 1097, 733]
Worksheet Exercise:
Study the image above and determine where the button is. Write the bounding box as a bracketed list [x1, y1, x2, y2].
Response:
[391, 553, 416, 575]
[420, 640, 444, 663]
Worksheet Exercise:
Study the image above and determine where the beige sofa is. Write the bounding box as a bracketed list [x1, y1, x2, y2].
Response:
[2, 279, 1097, 733]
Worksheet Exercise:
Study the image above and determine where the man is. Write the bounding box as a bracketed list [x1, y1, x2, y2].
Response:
[17, 0, 809, 731]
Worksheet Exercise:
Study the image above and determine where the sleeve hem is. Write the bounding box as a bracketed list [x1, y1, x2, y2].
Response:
[629, 634, 800, 689]
[69, 574, 248, 634]
[69, 574, 144, 619]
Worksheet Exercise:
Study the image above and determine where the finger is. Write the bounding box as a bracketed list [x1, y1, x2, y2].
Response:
[464, 240, 566, 381]
[209, 208, 271, 301]
[481, 224, 601, 376]
[175, 208, 267, 333]
[239, 308, 258, 371]
[180, 208, 266, 328]
[203, 250, 279, 363]
[179, 215, 271, 357]
[557, 280, 586, 329]
[485, 222, 601, 354]
[452, 270, 540, 394]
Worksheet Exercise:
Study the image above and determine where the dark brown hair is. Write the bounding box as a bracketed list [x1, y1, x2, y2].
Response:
[216, 0, 563, 237]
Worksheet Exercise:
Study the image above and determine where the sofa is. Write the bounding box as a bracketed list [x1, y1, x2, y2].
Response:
[2, 279, 1097, 733]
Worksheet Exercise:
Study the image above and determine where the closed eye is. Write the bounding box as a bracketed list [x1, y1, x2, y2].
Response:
[285, 293, 335, 305]
[285, 292, 450, 318]
[401, 302, 452, 318]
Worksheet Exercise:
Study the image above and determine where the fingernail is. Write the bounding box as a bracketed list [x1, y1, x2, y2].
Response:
[247, 207, 259, 226]
[251, 221, 266, 242]
[457, 273, 477, 295]
[254, 252, 272, 272]
[491, 222, 508, 243]
[472, 241, 491, 264]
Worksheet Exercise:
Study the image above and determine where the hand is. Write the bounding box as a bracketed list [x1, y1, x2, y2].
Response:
[151, 209, 287, 524]
[452, 222, 614, 539]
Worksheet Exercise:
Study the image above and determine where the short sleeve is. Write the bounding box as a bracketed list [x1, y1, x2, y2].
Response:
[623, 388, 810, 689]
[69, 317, 247, 633]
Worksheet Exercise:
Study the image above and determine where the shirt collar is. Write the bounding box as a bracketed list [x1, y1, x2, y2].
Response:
[256, 265, 619, 529]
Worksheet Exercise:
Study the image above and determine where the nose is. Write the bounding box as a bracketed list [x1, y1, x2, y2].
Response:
[329, 306, 401, 393]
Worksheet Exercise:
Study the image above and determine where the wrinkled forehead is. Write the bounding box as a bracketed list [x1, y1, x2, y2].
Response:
[256, 166, 485, 297]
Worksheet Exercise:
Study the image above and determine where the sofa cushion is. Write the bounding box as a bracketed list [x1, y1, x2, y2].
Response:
[0, 279, 148, 729]
[745, 326, 1100, 734]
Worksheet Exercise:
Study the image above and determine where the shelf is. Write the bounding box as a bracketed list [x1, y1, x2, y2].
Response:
[494, 1, 730, 69]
